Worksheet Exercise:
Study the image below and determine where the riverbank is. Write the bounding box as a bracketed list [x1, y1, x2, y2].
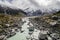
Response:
[0, 12, 60, 40]
[0, 14, 24, 40]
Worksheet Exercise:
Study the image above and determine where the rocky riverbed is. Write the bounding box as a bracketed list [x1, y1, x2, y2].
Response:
[0, 13, 60, 40]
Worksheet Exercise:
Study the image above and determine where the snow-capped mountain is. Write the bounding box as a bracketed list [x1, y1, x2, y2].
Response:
[0, 0, 37, 10]
[0, 0, 60, 16]
[0, 0, 38, 16]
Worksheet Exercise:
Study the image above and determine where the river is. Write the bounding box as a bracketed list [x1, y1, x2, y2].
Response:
[7, 18, 30, 40]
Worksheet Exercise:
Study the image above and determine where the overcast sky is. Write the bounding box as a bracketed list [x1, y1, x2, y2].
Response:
[0, 0, 60, 13]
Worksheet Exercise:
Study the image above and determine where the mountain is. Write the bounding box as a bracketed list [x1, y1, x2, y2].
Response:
[0, 0, 38, 16]
[0, 0, 60, 16]
[0, 5, 27, 16]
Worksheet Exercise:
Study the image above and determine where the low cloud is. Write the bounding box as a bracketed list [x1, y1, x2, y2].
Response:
[0, 0, 60, 13]
[29, 0, 60, 13]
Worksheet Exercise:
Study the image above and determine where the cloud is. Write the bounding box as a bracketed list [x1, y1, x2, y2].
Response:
[0, 0, 60, 13]
[30, 0, 60, 13]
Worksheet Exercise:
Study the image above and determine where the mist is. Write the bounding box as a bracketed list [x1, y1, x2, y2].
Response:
[0, 0, 60, 13]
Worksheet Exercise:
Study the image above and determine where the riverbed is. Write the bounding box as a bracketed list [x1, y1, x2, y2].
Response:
[8, 18, 30, 40]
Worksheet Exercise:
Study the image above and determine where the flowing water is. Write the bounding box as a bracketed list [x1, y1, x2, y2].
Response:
[7, 18, 50, 40]
[8, 18, 30, 40]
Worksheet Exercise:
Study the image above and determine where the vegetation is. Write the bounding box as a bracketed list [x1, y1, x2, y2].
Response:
[0, 14, 20, 32]
[44, 12, 60, 33]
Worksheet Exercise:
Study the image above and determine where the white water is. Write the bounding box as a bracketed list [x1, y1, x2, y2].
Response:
[7, 18, 30, 40]
[7, 18, 40, 40]
[7, 17, 52, 40]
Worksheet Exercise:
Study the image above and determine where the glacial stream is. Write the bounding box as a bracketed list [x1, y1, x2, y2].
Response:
[7, 18, 31, 40]
[7, 18, 50, 40]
